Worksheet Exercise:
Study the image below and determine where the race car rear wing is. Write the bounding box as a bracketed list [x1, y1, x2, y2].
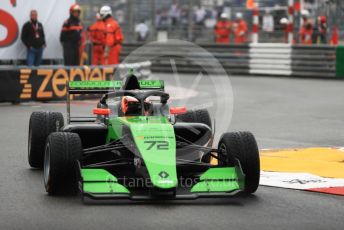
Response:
[68, 80, 165, 94]
[66, 80, 165, 123]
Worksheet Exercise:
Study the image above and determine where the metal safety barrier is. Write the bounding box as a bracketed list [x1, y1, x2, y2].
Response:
[120, 43, 339, 78]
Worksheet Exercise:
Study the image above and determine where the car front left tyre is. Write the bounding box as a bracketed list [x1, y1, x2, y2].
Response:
[28, 112, 64, 168]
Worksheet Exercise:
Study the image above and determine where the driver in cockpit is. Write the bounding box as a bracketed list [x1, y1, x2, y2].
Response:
[120, 96, 153, 116]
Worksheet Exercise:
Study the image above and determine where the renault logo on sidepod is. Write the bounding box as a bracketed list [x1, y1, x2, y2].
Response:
[158, 171, 169, 179]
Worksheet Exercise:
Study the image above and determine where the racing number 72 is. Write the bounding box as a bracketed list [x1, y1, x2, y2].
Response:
[144, 141, 169, 150]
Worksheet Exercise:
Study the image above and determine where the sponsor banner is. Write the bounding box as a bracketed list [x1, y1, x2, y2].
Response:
[260, 147, 344, 196]
[0, 66, 116, 102]
[0, 0, 74, 59]
[0, 62, 151, 103]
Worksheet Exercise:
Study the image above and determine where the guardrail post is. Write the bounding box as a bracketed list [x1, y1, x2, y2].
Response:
[252, 8, 259, 43]
[288, 0, 294, 44]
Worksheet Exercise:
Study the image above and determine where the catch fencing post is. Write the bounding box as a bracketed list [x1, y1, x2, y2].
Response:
[252, 8, 259, 43]
[288, 0, 294, 44]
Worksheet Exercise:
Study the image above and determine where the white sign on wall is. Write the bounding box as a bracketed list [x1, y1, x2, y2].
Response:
[0, 0, 75, 60]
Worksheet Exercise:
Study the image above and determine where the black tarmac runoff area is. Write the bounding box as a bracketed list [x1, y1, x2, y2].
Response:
[0, 74, 343, 230]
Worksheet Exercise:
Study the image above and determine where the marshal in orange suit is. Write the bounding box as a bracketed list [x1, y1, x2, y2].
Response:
[214, 13, 232, 44]
[233, 12, 248, 44]
[100, 5, 124, 65]
[88, 13, 106, 65]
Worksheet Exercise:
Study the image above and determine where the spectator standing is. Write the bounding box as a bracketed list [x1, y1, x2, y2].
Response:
[233, 12, 248, 44]
[314, 16, 327, 44]
[162, 11, 170, 31]
[88, 13, 106, 65]
[115, 9, 125, 24]
[180, 5, 189, 40]
[135, 20, 150, 42]
[280, 17, 290, 43]
[299, 10, 313, 45]
[100, 5, 124, 65]
[193, 5, 206, 41]
[60, 4, 83, 66]
[194, 5, 206, 27]
[262, 10, 274, 33]
[214, 13, 232, 44]
[21, 10, 46, 66]
[169, 1, 180, 27]
[155, 10, 162, 29]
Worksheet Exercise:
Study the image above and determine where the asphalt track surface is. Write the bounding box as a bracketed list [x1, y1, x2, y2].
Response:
[0, 74, 343, 230]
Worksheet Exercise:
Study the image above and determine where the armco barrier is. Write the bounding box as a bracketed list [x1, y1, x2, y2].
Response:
[121, 43, 338, 78]
[0, 62, 151, 103]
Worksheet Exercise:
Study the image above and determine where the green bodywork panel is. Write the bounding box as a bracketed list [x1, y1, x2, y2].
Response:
[83, 182, 129, 194]
[200, 168, 238, 180]
[107, 116, 177, 189]
[69, 80, 164, 89]
[191, 167, 243, 193]
[106, 118, 122, 142]
[191, 181, 240, 193]
[81, 169, 129, 194]
[82, 169, 117, 182]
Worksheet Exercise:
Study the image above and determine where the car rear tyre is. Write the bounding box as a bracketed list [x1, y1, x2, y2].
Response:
[218, 132, 260, 194]
[28, 112, 64, 168]
[44, 132, 82, 195]
[176, 109, 212, 163]
[176, 108, 212, 130]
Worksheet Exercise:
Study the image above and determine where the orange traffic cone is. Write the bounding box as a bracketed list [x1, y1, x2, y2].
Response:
[331, 25, 339, 45]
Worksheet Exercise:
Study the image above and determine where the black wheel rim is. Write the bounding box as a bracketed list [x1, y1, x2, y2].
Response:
[28, 124, 32, 160]
[43, 143, 51, 190]
[219, 143, 227, 166]
[219, 143, 227, 154]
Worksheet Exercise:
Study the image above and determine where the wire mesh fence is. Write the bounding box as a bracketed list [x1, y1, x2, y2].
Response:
[76, 0, 341, 44]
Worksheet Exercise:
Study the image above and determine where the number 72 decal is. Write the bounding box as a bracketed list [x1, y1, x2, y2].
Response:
[144, 141, 169, 150]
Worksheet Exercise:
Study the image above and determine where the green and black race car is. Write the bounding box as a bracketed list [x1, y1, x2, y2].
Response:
[28, 75, 260, 201]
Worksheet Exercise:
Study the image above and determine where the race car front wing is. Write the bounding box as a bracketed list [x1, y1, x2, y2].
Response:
[78, 160, 246, 201]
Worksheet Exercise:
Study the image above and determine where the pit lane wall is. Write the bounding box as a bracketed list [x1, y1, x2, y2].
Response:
[121, 43, 342, 78]
[0, 62, 151, 103]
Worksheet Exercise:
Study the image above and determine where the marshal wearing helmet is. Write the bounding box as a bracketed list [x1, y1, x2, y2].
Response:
[99, 5, 124, 65]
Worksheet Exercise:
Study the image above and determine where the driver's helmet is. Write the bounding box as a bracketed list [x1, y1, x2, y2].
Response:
[120, 96, 153, 116]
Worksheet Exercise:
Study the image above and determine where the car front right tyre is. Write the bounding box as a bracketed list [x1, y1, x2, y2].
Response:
[44, 132, 82, 195]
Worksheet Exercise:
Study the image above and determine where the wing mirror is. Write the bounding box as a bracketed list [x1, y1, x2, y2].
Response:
[170, 107, 187, 115]
[93, 108, 111, 116]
